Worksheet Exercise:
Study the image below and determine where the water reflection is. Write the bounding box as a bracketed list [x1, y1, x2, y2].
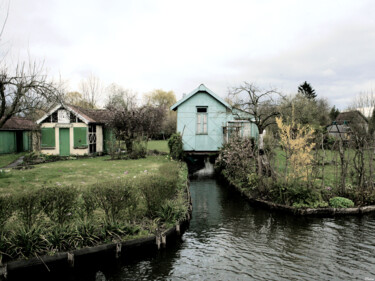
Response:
[103, 177, 375, 281]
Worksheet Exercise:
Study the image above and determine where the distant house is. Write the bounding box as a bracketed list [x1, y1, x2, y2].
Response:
[0, 117, 38, 154]
[36, 104, 113, 156]
[170, 84, 258, 153]
[327, 110, 368, 139]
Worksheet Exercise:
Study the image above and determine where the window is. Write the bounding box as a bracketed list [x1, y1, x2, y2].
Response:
[74, 127, 88, 148]
[196, 107, 207, 134]
[41, 128, 55, 148]
[88, 124, 97, 153]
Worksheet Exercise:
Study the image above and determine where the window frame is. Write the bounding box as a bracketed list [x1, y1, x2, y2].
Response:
[196, 107, 208, 135]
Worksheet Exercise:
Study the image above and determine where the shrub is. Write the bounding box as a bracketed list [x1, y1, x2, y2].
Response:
[168, 133, 184, 160]
[140, 165, 178, 217]
[157, 199, 186, 224]
[14, 190, 43, 229]
[215, 137, 257, 188]
[90, 180, 134, 224]
[81, 190, 97, 219]
[329, 197, 355, 208]
[0, 195, 13, 228]
[128, 140, 147, 159]
[7, 225, 48, 259]
[46, 224, 79, 252]
[41, 186, 78, 225]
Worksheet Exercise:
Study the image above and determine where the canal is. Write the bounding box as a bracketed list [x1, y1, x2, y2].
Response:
[98, 173, 375, 280]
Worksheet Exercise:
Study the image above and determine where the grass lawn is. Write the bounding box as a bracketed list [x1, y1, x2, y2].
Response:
[148, 140, 169, 153]
[0, 152, 27, 168]
[0, 155, 171, 194]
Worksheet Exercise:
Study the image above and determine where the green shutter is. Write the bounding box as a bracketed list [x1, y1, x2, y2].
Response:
[41, 128, 55, 148]
[74, 127, 88, 148]
[0, 131, 16, 154]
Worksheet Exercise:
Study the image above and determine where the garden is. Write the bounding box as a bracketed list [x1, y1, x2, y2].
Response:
[0, 141, 189, 264]
[215, 113, 375, 210]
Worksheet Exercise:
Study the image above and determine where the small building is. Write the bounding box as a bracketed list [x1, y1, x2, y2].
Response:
[170, 84, 258, 153]
[36, 104, 113, 156]
[0, 117, 38, 154]
[327, 110, 368, 139]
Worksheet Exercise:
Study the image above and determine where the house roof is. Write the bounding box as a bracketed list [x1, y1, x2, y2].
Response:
[335, 110, 368, 125]
[0, 117, 38, 130]
[170, 84, 231, 111]
[36, 104, 113, 125]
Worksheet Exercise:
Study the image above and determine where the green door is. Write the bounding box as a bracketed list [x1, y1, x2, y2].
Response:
[59, 128, 70, 156]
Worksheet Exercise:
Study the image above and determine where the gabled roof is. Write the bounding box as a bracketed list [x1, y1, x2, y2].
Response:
[335, 110, 368, 125]
[170, 84, 231, 111]
[0, 117, 38, 130]
[36, 104, 113, 125]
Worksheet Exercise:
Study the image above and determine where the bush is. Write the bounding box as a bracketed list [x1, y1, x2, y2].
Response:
[168, 133, 184, 160]
[329, 197, 355, 208]
[14, 190, 43, 229]
[215, 137, 257, 188]
[90, 180, 135, 224]
[140, 164, 179, 217]
[7, 225, 48, 259]
[157, 199, 186, 224]
[128, 141, 147, 159]
[41, 186, 78, 225]
[81, 190, 97, 219]
[0, 195, 13, 228]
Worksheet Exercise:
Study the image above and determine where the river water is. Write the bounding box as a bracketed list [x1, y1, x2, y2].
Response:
[102, 175, 375, 281]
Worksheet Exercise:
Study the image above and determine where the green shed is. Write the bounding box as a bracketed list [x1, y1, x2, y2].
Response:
[0, 117, 37, 154]
[170, 84, 258, 153]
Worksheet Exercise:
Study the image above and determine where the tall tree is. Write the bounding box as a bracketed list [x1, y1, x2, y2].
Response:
[229, 82, 282, 136]
[64, 91, 92, 108]
[298, 81, 317, 100]
[79, 74, 102, 109]
[279, 93, 330, 128]
[0, 61, 58, 127]
[144, 89, 177, 138]
[329, 105, 340, 121]
[144, 89, 176, 109]
[105, 83, 137, 110]
[229, 82, 282, 177]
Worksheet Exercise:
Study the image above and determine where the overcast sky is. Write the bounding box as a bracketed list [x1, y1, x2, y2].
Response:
[1, 0, 374, 109]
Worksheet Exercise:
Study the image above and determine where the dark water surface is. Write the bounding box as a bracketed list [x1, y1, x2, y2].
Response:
[103, 177, 375, 281]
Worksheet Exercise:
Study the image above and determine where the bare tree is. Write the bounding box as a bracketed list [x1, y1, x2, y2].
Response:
[105, 83, 137, 110]
[229, 82, 282, 141]
[0, 61, 58, 127]
[107, 103, 165, 153]
[228, 82, 282, 177]
[79, 73, 102, 109]
[350, 90, 375, 117]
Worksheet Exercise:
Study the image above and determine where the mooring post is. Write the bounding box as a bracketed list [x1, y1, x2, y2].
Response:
[67, 252, 74, 268]
[116, 243, 121, 259]
[0, 264, 7, 280]
[156, 236, 161, 250]
[176, 223, 181, 235]
[161, 235, 166, 248]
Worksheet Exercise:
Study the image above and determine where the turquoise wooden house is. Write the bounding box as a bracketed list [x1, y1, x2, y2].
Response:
[170, 84, 258, 153]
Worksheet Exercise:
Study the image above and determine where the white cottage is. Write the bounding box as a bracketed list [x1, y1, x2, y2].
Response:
[36, 104, 113, 156]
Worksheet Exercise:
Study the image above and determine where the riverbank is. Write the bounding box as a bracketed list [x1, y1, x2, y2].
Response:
[222, 174, 375, 216]
[0, 155, 191, 279]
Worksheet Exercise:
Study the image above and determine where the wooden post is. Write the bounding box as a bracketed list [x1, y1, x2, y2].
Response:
[0, 264, 7, 280]
[161, 235, 166, 248]
[67, 252, 74, 268]
[176, 223, 181, 235]
[116, 243, 121, 259]
[155, 236, 161, 250]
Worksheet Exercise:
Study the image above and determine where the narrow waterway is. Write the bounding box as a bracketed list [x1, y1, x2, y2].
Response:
[102, 175, 375, 281]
